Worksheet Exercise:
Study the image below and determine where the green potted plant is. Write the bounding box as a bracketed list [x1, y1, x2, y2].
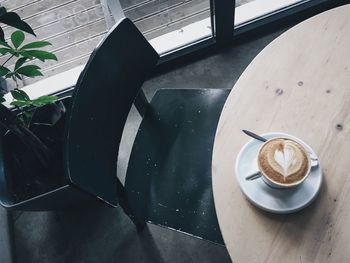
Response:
[0, 7, 86, 210]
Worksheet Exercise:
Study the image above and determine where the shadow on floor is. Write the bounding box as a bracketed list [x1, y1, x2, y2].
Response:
[14, 200, 231, 263]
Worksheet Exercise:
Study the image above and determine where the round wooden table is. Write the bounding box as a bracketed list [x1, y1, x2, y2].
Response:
[212, 4, 350, 263]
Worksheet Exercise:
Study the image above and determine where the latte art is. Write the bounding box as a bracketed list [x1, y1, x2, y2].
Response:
[258, 138, 310, 185]
[273, 142, 304, 178]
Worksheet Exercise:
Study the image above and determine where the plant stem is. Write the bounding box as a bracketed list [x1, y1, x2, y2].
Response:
[0, 104, 54, 169]
[1, 54, 15, 67]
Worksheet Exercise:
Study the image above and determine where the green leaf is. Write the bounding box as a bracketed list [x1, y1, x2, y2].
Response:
[15, 57, 27, 70]
[23, 50, 57, 62]
[16, 65, 43, 77]
[0, 65, 10, 76]
[0, 40, 11, 48]
[0, 10, 35, 36]
[21, 41, 52, 50]
[0, 47, 12, 55]
[17, 89, 30, 100]
[0, 96, 5, 103]
[31, 95, 57, 107]
[14, 73, 22, 80]
[18, 50, 33, 59]
[5, 72, 13, 79]
[11, 31, 25, 49]
[11, 89, 30, 101]
[10, 100, 31, 107]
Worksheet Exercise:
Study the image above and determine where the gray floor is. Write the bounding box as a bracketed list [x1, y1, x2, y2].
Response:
[0, 27, 287, 263]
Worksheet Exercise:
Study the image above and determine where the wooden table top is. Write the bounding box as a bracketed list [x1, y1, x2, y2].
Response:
[212, 4, 350, 263]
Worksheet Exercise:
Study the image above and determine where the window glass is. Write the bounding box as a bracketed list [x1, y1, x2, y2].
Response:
[235, 0, 306, 27]
[118, 0, 212, 54]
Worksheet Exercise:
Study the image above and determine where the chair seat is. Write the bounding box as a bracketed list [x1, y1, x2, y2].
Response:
[125, 88, 230, 244]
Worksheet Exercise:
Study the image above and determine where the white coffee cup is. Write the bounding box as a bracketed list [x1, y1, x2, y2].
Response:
[247, 137, 317, 189]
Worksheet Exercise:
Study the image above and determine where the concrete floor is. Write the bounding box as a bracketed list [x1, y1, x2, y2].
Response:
[0, 26, 287, 263]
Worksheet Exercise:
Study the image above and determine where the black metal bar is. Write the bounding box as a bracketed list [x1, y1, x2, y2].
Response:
[6, 211, 16, 263]
[211, 0, 235, 46]
[134, 89, 149, 117]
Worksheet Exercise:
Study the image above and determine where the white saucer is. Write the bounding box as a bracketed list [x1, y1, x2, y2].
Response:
[235, 132, 322, 214]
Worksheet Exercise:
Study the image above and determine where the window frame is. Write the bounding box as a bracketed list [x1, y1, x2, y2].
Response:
[157, 0, 350, 68]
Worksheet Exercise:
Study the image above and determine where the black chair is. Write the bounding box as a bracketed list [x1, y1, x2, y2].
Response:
[65, 18, 229, 244]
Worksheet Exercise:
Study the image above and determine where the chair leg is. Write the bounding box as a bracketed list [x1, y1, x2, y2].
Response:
[116, 180, 146, 232]
[6, 211, 17, 263]
[132, 215, 147, 233]
[121, 202, 146, 232]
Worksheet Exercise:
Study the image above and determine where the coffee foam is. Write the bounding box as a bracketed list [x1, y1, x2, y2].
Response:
[258, 138, 309, 184]
[273, 141, 304, 178]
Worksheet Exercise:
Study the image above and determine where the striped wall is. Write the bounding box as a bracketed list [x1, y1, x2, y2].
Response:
[0, 0, 109, 88]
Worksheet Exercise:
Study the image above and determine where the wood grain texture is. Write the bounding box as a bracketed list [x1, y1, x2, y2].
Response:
[212, 5, 350, 263]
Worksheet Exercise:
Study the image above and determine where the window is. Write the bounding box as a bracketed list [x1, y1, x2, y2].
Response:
[0, 0, 346, 94]
[234, 0, 333, 34]
[104, 0, 213, 55]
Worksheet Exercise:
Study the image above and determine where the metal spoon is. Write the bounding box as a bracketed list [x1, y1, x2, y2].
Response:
[242, 129, 267, 143]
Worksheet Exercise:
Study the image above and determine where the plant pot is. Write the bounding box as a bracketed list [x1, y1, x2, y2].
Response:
[0, 96, 93, 211]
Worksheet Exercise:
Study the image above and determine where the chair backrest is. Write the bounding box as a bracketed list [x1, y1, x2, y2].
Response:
[64, 18, 159, 206]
